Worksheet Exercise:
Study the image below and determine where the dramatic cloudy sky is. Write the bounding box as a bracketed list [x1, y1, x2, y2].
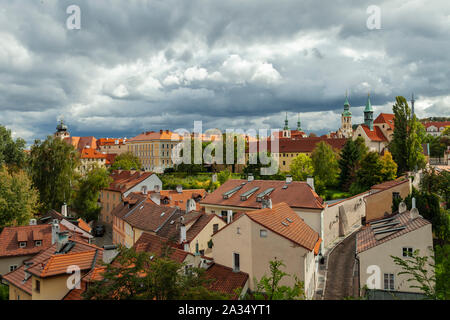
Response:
[1, 0, 449, 144]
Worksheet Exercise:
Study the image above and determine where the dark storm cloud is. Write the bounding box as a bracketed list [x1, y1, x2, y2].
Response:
[0, 0, 449, 143]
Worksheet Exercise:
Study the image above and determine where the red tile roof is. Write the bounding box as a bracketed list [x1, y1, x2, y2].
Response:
[2, 238, 102, 294]
[278, 138, 347, 153]
[356, 212, 431, 254]
[245, 202, 321, 252]
[80, 147, 108, 160]
[374, 113, 395, 130]
[150, 189, 206, 211]
[0, 224, 64, 258]
[370, 177, 408, 191]
[97, 138, 125, 146]
[422, 121, 450, 130]
[133, 232, 192, 263]
[361, 125, 388, 142]
[201, 179, 324, 210]
[204, 263, 249, 299]
[156, 211, 218, 244]
[28, 250, 99, 278]
[249, 137, 347, 154]
[128, 130, 181, 142]
[64, 136, 97, 152]
[113, 196, 178, 232]
[106, 170, 156, 193]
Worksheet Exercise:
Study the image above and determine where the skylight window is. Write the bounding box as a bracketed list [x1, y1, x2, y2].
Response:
[281, 222, 289, 227]
[286, 218, 293, 223]
[256, 188, 275, 202]
[160, 212, 165, 217]
[240, 187, 260, 201]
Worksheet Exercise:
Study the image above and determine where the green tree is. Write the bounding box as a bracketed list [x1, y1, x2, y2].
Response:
[290, 153, 313, 181]
[311, 141, 340, 187]
[28, 136, 79, 212]
[408, 115, 427, 170]
[72, 165, 112, 222]
[391, 246, 450, 300]
[217, 169, 231, 184]
[390, 96, 426, 174]
[0, 166, 39, 227]
[110, 152, 142, 171]
[338, 139, 362, 191]
[0, 125, 26, 169]
[380, 151, 397, 181]
[242, 259, 305, 300]
[354, 151, 384, 190]
[354, 136, 368, 159]
[83, 245, 230, 300]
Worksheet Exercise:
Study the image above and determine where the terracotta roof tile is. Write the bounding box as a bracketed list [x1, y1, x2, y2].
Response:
[106, 170, 156, 193]
[150, 189, 206, 211]
[0, 224, 61, 258]
[356, 212, 431, 254]
[201, 179, 324, 210]
[245, 202, 321, 251]
[374, 113, 395, 130]
[133, 232, 192, 263]
[204, 263, 249, 299]
[361, 125, 388, 142]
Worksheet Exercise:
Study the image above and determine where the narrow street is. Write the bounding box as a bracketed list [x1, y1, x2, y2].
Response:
[323, 232, 359, 299]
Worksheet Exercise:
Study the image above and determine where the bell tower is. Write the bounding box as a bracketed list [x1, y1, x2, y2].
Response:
[282, 112, 291, 138]
[54, 118, 70, 140]
[341, 92, 353, 137]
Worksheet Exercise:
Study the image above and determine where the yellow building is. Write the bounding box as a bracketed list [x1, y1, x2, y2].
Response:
[2, 227, 102, 300]
[211, 202, 321, 299]
[127, 130, 181, 173]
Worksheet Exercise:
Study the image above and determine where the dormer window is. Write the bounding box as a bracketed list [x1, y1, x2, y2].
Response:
[19, 242, 27, 248]
[35, 240, 42, 247]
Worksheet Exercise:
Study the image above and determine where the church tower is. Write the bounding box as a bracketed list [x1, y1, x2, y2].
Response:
[296, 113, 302, 131]
[364, 93, 374, 131]
[282, 112, 291, 138]
[54, 118, 70, 140]
[340, 93, 353, 137]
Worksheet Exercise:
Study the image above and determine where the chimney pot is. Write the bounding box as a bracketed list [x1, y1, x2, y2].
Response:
[286, 175, 293, 184]
[180, 224, 187, 243]
[398, 201, 407, 214]
[247, 174, 254, 182]
[227, 210, 233, 224]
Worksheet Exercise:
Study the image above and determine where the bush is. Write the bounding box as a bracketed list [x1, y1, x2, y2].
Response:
[0, 284, 8, 300]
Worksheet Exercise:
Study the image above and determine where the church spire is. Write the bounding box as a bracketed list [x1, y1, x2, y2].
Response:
[297, 113, 302, 131]
[283, 112, 289, 130]
[364, 93, 374, 130]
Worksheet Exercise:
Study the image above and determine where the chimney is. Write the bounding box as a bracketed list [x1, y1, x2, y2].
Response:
[180, 224, 187, 243]
[410, 207, 420, 220]
[412, 197, 416, 209]
[160, 129, 163, 134]
[398, 201, 407, 214]
[51, 223, 60, 245]
[176, 185, 183, 194]
[306, 176, 315, 191]
[262, 196, 272, 209]
[211, 174, 217, 183]
[29, 219, 37, 226]
[61, 203, 68, 217]
[247, 173, 254, 182]
[150, 192, 161, 205]
[56, 231, 69, 252]
[227, 210, 233, 224]
[286, 175, 293, 184]
[186, 198, 195, 213]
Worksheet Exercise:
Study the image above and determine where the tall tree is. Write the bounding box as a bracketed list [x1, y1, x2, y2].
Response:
[390, 96, 426, 174]
[407, 115, 427, 171]
[29, 136, 79, 212]
[0, 166, 39, 227]
[110, 152, 142, 171]
[338, 139, 362, 191]
[0, 125, 26, 169]
[72, 165, 112, 222]
[311, 141, 340, 187]
[290, 153, 313, 181]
